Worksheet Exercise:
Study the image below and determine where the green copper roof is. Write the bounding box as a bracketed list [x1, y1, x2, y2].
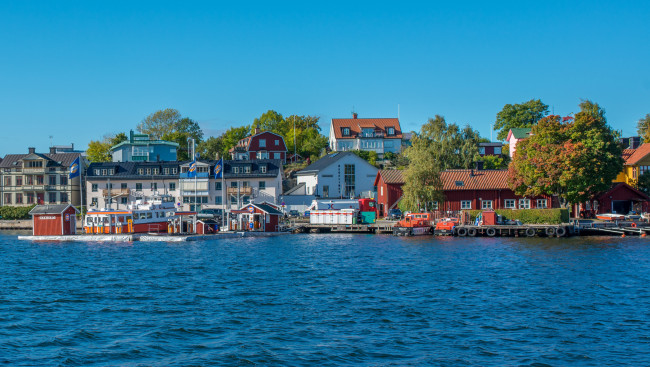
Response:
[509, 127, 532, 139]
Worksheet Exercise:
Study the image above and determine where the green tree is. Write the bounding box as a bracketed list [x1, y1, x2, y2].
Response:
[197, 136, 225, 160]
[508, 101, 623, 206]
[481, 155, 509, 170]
[419, 115, 481, 170]
[86, 140, 112, 162]
[137, 108, 182, 139]
[636, 113, 650, 142]
[161, 117, 204, 160]
[400, 136, 444, 212]
[251, 110, 285, 135]
[352, 150, 379, 166]
[494, 99, 549, 141]
[110, 132, 128, 146]
[638, 172, 650, 194]
[221, 125, 251, 158]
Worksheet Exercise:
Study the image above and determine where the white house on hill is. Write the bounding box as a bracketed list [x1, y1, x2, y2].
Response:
[295, 152, 378, 198]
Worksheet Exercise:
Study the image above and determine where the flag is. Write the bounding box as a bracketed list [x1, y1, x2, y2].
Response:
[69, 157, 81, 179]
[188, 156, 197, 178]
[214, 159, 223, 179]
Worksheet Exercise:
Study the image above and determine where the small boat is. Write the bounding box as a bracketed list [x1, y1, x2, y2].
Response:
[434, 217, 459, 236]
[596, 213, 625, 221]
[393, 213, 433, 236]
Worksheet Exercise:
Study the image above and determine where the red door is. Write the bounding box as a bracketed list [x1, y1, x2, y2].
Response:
[37, 193, 44, 205]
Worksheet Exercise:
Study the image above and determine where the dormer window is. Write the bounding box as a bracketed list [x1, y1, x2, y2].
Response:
[387, 127, 395, 136]
[244, 165, 251, 173]
[138, 168, 144, 175]
[233, 167, 240, 174]
[343, 128, 350, 136]
[455, 181, 464, 187]
[260, 164, 267, 173]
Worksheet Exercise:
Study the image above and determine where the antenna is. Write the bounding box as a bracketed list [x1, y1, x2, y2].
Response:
[398, 104, 400, 119]
[490, 124, 493, 142]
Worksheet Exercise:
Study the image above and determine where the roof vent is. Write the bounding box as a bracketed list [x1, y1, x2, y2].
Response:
[455, 181, 464, 186]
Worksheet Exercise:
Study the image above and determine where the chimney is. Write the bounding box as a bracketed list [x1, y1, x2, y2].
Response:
[49, 147, 57, 154]
[28, 147, 35, 154]
[352, 112, 358, 119]
[254, 127, 260, 134]
[71, 143, 74, 150]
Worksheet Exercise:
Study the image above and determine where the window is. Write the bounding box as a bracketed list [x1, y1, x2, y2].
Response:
[121, 197, 128, 204]
[92, 184, 98, 192]
[260, 165, 267, 174]
[4, 176, 11, 186]
[504, 199, 516, 208]
[215, 182, 222, 190]
[461, 200, 472, 209]
[136, 183, 142, 191]
[121, 183, 127, 190]
[344, 164, 355, 198]
[164, 168, 169, 175]
[169, 183, 176, 191]
[95, 169, 100, 175]
[343, 127, 350, 136]
[494, 147, 502, 155]
[479, 147, 486, 155]
[48, 175, 56, 185]
[259, 181, 266, 190]
[91, 197, 98, 206]
[387, 127, 395, 136]
[4, 193, 11, 204]
[536, 199, 548, 209]
[16, 176, 22, 186]
[16, 193, 23, 204]
[172, 168, 178, 174]
[153, 168, 159, 175]
[242, 181, 249, 188]
[519, 198, 531, 209]
[25, 193, 34, 204]
[138, 168, 144, 175]
[257, 152, 269, 159]
[259, 139, 266, 148]
[455, 181, 464, 187]
[431, 201, 439, 210]
[275, 139, 279, 146]
[146, 168, 152, 175]
[60, 176, 67, 186]
[215, 196, 222, 204]
[481, 200, 493, 209]
[48, 193, 57, 203]
[231, 181, 238, 188]
[230, 196, 237, 204]
[26, 176, 33, 185]
[36, 176, 44, 185]
[274, 153, 281, 159]
[151, 183, 157, 190]
[233, 167, 240, 174]
[102, 169, 107, 175]
[323, 185, 329, 197]
[105, 183, 113, 189]
[244, 165, 251, 173]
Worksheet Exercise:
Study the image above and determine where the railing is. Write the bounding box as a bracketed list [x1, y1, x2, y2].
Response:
[179, 172, 210, 179]
[227, 187, 253, 195]
[102, 188, 130, 197]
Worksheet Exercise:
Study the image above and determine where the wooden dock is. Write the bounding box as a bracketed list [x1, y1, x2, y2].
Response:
[453, 224, 574, 237]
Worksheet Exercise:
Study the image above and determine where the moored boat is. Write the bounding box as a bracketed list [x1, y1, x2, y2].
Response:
[83, 194, 179, 234]
[596, 213, 625, 221]
[393, 212, 433, 236]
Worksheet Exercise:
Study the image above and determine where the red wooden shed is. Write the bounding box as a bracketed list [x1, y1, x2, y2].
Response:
[29, 204, 79, 236]
[237, 202, 283, 232]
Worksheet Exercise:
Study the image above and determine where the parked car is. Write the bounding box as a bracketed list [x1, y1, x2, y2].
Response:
[288, 210, 301, 218]
[387, 209, 402, 220]
[198, 209, 223, 219]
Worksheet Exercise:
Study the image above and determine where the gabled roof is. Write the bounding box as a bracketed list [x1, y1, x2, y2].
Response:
[331, 118, 402, 140]
[29, 204, 78, 215]
[595, 182, 650, 202]
[229, 131, 287, 153]
[0, 152, 81, 168]
[625, 143, 650, 165]
[296, 152, 375, 175]
[622, 148, 636, 163]
[283, 182, 306, 195]
[507, 128, 532, 140]
[440, 169, 509, 191]
[245, 202, 283, 215]
[374, 169, 405, 186]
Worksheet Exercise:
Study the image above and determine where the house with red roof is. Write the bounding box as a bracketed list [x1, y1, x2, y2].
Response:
[229, 129, 288, 163]
[329, 113, 402, 156]
[373, 170, 405, 217]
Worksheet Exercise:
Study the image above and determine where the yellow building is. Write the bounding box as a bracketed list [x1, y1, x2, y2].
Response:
[614, 144, 650, 187]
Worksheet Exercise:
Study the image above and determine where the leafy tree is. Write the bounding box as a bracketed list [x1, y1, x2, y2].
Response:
[481, 155, 509, 170]
[86, 140, 112, 162]
[419, 115, 481, 170]
[197, 136, 225, 160]
[400, 136, 444, 212]
[161, 118, 204, 160]
[221, 125, 251, 158]
[508, 100, 623, 207]
[137, 108, 182, 140]
[252, 110, 285, 135]
[494, 99, 549, 141]
[638, 172, 650, 194]
[636, 113, 650, 142]
[111, 132, 128, 146]
[352, 150, 379, 166]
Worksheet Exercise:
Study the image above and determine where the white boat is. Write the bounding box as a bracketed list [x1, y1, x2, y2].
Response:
[596, 213, 625, 221]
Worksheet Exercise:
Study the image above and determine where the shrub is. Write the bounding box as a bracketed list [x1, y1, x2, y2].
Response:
[466, 208, 569, 224]
[0, 205, 36, 220]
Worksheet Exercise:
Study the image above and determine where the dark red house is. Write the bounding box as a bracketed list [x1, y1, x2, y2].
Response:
[577, 182, 650, 217]
[29, 204, 78, 236]
[373, 170, 405, 217]
[478, 142, 504, 157]
[238, 202, 284, 232]
[438, 169, 551, 212]
[230, 130, 288, 163]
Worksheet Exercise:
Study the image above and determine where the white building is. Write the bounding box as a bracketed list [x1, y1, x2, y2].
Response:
[295, 152, 378, 198]
[329, 114, 403, 156]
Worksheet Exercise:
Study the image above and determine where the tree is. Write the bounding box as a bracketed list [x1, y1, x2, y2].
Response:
[638, 172, 650, 195]
[481, 155, 509, 170]
[494, 99, 549, 141]
[161, 117, 204, 160]
[137, 108, 182, 139]
[352, 150, 379, 166]
[111, 132, 128, 146]
[400, 136, 444, 212]
[419, 115, 481, 170]
[251, 110, 285, 135]
[637, 114, 650, 142]
[508, 100, 623, 206]
[221, 125, 251, 158]
[197, 136, 225, 160]
[86, 140, 112, 162]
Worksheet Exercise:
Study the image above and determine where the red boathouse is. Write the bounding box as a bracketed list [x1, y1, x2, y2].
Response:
[29, 204, 79, 236]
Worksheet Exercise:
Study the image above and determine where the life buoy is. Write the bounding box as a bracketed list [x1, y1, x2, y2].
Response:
[486, 228, 496, 237]
[457, 227, 468, 237]
[526, 228, 536, 237]
[556, 227, 566, 237]
[545, 227, 556, 236]
[467, 228, 477, 237]
[631, 223, 637, 228]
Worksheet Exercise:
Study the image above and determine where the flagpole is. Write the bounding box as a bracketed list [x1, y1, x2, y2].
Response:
[221, 160, 225, 230]
[79, 159, 84, 235]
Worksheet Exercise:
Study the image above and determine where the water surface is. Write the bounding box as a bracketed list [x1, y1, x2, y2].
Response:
[1, 233, 649, 366]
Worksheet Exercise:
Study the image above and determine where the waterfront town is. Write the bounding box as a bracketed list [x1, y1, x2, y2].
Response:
[3, 101, 650, 238]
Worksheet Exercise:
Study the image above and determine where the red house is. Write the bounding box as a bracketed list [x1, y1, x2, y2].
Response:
[237, 202, 284, 232]
[577, 182, 650, 217]
[373, 170, 405, 217]
[230, 130, 288, 163]
[29, 204, 79, 236]
[438, 169, 551, 211]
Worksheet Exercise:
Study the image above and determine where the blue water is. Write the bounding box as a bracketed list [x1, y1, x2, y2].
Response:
[1, 233, 650, 366]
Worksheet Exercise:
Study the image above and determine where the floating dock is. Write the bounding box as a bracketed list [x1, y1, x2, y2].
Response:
[17, 231, 288, 242]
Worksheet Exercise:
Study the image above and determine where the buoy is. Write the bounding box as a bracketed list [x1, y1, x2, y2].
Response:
[621, 234, 626, 238]
[642, 233, 647, 238]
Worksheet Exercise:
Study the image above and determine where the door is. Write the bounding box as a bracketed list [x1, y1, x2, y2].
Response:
[37, 193, 44, 205]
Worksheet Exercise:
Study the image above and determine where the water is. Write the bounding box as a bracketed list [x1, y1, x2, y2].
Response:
[1, 233, 650, 366]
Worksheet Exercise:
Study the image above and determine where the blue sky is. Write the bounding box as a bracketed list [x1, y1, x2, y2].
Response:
[1, 1, 649, 155]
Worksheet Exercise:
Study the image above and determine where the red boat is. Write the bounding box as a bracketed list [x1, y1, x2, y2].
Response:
[393, 213, 434, 236]
[596, 213, 625, 221]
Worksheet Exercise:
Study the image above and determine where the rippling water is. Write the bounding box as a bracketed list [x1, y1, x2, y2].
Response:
[1, 233, 650, 366]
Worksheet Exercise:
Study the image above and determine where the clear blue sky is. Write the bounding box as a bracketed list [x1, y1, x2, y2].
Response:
[1, 1, 649, 156]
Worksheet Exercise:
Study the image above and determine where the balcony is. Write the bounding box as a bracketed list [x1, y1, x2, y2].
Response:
[23, 168, 46, 173]
[227, 187, 253, 195]
[102, 188, 130, 197]
[131, 154, 149, 161]
[180, 172, 209, 179]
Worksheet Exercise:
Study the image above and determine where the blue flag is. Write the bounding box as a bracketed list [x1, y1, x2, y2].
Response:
[188, 156, 197, 178]
[69, 157, 81, 179]
[214, 159, 223, 179]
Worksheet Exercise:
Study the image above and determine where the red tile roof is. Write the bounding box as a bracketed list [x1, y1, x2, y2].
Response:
[625, 143, 650, 165]
[331, 118, 402, 140]
[441, 169, 509, 191]
[622, 148, 636, 163]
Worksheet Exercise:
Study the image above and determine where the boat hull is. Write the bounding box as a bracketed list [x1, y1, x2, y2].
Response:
[393, 226, 432, 236]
